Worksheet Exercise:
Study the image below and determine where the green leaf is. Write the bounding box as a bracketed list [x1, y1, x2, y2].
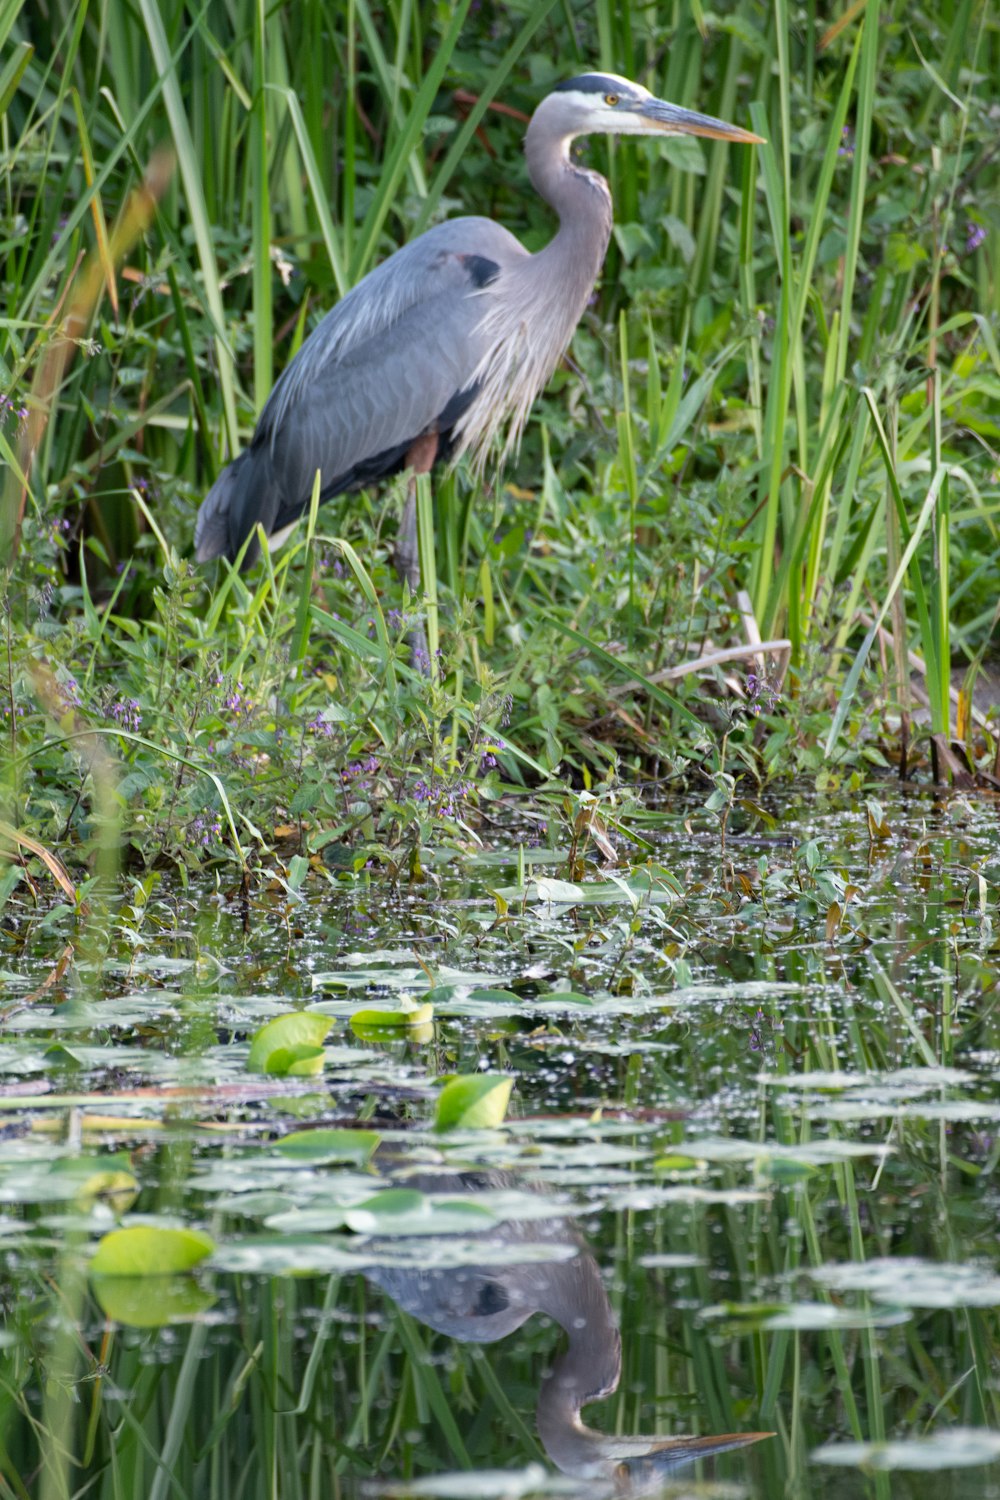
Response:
[275, 1129, 380, 1165]
[343, 1188, 495, 1236]
[435, 1074, 513, 1130]
[90, 1226, 215, 1277]
[349, 1001, 434, 1030]
[246, 1013, 331, 1074]
[91, 1275, 216, 1327]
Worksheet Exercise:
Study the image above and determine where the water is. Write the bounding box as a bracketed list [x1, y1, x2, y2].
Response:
[2, 785, 1000, 1498]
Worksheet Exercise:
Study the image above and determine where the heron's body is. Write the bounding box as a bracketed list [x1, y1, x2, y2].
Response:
[195, 74, 760, 566]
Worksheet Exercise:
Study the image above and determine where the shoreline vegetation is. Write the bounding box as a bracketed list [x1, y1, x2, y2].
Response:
[1, 1, 997, 886]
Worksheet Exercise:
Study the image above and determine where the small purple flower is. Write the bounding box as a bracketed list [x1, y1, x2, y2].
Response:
[965, 221, 986, 255]
[215, 676, 249, 716]
[58, 676, 82, 711]
[190, 814, 222, 847]
[308, 713, 335, 737]
[479, 740, 502, 770]
[109, 698, 141, 732]
[745, 672, 779, 716]
[837, 126, 854, 159]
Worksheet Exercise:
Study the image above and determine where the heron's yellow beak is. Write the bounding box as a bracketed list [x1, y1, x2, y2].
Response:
[640, 98, 765, 144]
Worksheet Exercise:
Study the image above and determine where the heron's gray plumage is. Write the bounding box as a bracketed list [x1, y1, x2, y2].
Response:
[195, 73, 762, 565]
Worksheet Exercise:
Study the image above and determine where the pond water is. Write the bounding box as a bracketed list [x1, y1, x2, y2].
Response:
[3, 785, 1000, 1499]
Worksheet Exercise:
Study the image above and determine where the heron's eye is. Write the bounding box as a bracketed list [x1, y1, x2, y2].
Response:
[604, 93, 619, 106]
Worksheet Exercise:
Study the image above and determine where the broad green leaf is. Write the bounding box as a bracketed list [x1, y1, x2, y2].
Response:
[275, 1129, 380, 1165]
[343, 1188, 495, 1236]
[349, 1002, 434, 1030]
[247, 1013, 331, 1073]
[90, 1225, 215, 1277]
[435, 1074, 513, 1130]
[92, 1275, 216, 1327]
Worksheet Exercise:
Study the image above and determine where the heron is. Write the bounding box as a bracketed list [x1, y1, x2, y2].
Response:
[365, 1165, 773, 1487]
[194, 73, 762, 589]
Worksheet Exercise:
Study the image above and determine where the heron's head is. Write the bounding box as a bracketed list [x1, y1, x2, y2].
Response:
[542, 71, 764, 146]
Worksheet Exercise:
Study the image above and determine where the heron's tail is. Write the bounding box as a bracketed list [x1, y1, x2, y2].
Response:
[195, 448, 281, 566]
[195, 451, 250, 562]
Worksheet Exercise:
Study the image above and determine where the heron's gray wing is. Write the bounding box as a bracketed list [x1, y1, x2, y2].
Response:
[257, 216, 525, 451]
[260, 277, 494, 527]
[195, 217, 526, 561]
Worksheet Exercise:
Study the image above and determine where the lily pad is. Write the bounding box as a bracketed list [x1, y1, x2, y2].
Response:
[812, 1258, 1000, 1308]
[349, 1002, 434, 1030]
[90, 1225, 215, 1277]
[92, 1274, 216, 1327]
[812, 1428, 1000, 1470]
[343, 1187, 496, 1236]
[275, 1128, 380, 1165]
[435, 1074, 513, 1130]
[246, 1013, 331, 1074]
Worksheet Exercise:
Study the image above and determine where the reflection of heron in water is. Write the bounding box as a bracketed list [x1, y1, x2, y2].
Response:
[366, 1169, 772, 1488]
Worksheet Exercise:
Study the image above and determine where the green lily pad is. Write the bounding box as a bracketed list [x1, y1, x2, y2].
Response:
[90, 1225, 215, 1277]
[275, 1128, 380, 1165]
[349, 1001, 434, 1030]
[92, 1274, 216, 1327]
[247, 1013, 331, 1074]
[435, 1074, 513, 1130]
[343, 1187, 496, 1236]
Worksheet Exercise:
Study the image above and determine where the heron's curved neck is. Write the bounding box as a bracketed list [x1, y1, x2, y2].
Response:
[524, 122, 613, 287]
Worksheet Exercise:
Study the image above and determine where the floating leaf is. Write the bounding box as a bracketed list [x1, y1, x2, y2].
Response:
[275, 1129, 380, 1165]
[352, 1020, 434, 1045]
[761, 1158, 820, 1184]
[812, 1258, 1000, 1308]
[435, 1074, 513, 1130]
[281, 1045, 327, 1076]
[349, 1002, 434, 1031]
[653, 1154, 706, 1173]
[91, 1225, 215, 1277]
[813, 1429, 1000, 1470]
[344, 1187, 496, 1236]
[527, 877, 586, 904]
[92, 1274, 216, 1327]
[246, 1013, 331, 1074]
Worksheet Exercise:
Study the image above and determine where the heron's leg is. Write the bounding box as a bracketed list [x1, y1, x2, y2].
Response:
[392, 433, 437, 591]
[393, 433, 438, 673]
[394, 480, 420, 593]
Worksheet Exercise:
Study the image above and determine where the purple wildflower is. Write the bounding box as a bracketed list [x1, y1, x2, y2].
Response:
[110, 698, 141, 732]
[479, 741, 502, 770]
[837, 126, 854, 159]
[214, 676, 249, 716]
[309, 713, 335, 737]
[965, 221, 986, 255]
[190, 815, 222, 847]
[58, 677, 82, 711]
[745, 672, 780, 716]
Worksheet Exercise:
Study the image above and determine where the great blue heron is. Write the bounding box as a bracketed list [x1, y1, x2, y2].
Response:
[365, 1165, 773, 1487]
[194, 72, 762, 583]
